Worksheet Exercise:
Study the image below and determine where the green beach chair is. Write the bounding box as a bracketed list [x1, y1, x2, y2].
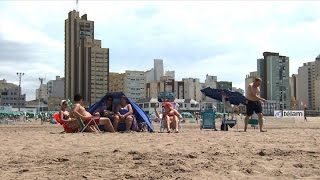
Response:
[200, 109, 216, 130]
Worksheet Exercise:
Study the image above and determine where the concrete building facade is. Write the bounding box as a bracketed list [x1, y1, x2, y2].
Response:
[182, 78, 202, 102]
[0, 79, 26, 108]
[109, 72, 125, 93]
[124, 70, 146, 102]
[146, 81, 159, 99]
[145, 68, 154, 83]
[204, 74, 217, 103]
[65, 10, 109, 106]
[146, 76, 175, 99]
[154, 59, 164, 81]
[47, 76, 65, 99]
[297, 56, 320, 110]
[257, 52, 290, 110]
[46, 76, 65, 111]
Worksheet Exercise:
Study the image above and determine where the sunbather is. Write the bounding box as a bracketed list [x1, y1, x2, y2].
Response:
[162, 102, 181, 133]
[73, 94, 115, 133]
[114, 95, 134, 132]
[59, 100, 80, 133]
[100, 95, 120, 128]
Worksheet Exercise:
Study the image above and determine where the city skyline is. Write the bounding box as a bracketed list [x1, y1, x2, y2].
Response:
[1, 1, 320, 100]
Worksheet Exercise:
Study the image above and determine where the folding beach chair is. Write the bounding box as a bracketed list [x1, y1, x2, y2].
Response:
[159, 118, 182, 132]
[159, 116, 183, 132]
[75, 117, 100, 132]
[66, 99, 101, 133]
[53, 112, 80, 133]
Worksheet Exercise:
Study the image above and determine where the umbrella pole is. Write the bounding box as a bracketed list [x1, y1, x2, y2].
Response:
[223, 98, 227, 131]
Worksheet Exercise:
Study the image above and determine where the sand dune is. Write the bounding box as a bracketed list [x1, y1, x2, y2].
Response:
[0, 117, 319, 180]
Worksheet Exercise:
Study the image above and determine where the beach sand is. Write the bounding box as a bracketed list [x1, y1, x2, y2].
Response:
[0, 117, 319, 180]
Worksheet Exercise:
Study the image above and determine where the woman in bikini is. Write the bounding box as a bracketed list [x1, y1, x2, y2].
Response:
[59, 100, 80, 133]
[162, 102, 181, 133]
[115, 95, 134, 132]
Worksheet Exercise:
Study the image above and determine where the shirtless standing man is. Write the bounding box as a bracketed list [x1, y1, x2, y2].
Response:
[244, 77, 267, 132]
[73, 94, 115, 133]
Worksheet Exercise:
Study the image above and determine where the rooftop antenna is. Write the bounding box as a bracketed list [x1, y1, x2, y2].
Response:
[76, 0, 79, 11]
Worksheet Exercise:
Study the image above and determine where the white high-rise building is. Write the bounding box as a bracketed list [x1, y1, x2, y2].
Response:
[297, 55, 320, 110]
[124, 70, 146, 102]
[154, 59, 164, 81]
[47, 76, 64, 98]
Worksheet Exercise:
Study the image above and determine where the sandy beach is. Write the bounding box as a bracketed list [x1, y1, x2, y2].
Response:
[0, 117, 319, 180]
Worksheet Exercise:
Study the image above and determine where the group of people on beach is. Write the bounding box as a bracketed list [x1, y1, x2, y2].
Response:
[58, 94, 135, 133]
[57, 77, 267, 133]
[58, 93, 183, 133]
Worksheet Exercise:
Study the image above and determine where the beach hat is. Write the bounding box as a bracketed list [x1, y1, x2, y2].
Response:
[162, 102, 172, 107]
[60, 100, 67, 106]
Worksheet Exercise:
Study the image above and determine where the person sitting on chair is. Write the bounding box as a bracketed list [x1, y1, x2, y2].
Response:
[114, 95, 134, 132]
[73, 93, 115, 133]
[162, 102, 181, 133]
[59, 100, 80, 133]
[100, 95, 120, 127]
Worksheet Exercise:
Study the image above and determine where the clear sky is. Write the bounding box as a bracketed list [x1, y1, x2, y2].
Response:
[0, 0, 320, 101]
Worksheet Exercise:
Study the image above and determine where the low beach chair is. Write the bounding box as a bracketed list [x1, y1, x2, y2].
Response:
[77, 116, 101, 133]
[160, 117, 182, 132]
[65, 99, 101, 133]
[53, 112, 80, 133]
[200, 109, 216, 130]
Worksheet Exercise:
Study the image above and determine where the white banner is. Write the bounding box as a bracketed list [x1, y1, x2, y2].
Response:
[274, 110, 304, 118]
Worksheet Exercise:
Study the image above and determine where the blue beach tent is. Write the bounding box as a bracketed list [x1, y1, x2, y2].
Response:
[88, 92, 154, 132]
